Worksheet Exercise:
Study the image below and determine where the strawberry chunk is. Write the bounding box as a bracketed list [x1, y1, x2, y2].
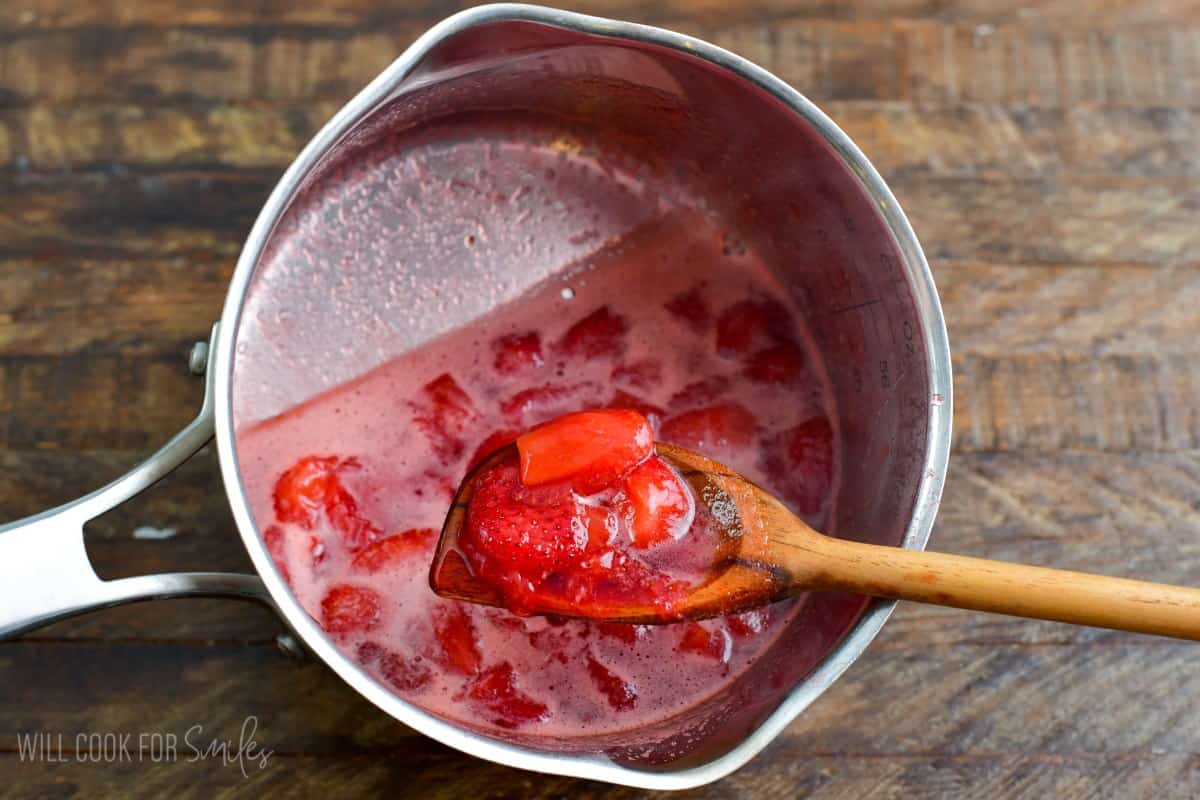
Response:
[743, 343, 805, 385]
[678, 622, 732, 663]
[715, 298, 794, 357]
[432, 603, 482, 676]
[467, 663, 550, 728]
[595, 622, 650, 644]
[660, 404, 756, 452]
[351, 528, 436, 573]
[273, 456, 379, 550]
[463, 460, 587, 585]
[356, 642, 432, 692]
[325, 491, 381, 551]
[622, 456, 695, 548]
[664, 286, 711, 331]
[763, 417, 834, 516]
[500, 382, 601, 425]
[557, 306, 628, 360]
[468, 429, 519, 470]
[411, 373, 476, 461]
[272, 455, 345, 528]
[586, 654, 638, 710]
[607, 390, 666, 431]
[492, 332, 544, 374]
[610, 360, 662, 390]
[668, 376, 730, 410]
[517, 409, 653, 494]
[726, 607, 771, 638]
[380, 651, 433, 691]
[584, 504, 617, 551]
[320, 584, 382, 635]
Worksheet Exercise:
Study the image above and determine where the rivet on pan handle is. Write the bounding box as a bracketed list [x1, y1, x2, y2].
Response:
[0, 323, 272, 639]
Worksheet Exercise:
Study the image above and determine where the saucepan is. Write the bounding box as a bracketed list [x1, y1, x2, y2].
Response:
[0, 4, 951, 789]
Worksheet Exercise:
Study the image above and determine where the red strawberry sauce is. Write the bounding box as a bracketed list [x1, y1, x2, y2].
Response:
[235, 211, 837, 740]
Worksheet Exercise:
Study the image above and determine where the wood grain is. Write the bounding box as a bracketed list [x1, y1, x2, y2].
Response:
[1, 21, 1198, 108]
[3, 0, 1199, 30]
[2, 103, 1198, 179]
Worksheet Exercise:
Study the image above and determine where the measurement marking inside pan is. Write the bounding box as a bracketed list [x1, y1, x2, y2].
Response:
[830, 297, 883, 314]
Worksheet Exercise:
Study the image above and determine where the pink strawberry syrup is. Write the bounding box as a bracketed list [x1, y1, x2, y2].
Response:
[234, 208, 837, 741]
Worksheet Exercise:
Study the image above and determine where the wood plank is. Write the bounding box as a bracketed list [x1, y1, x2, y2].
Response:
[0, 169, 1195, 265]
[937, 261, 1200, 357]
[898, 176, 1200, 265]
[951, 353, 1200, 452]
[3, 0, 1199, 31]
[0, 751, 1192, 800]
[2, 354, 204, 451]
[1, 21, 1199, 108]
[2, 635, 1199, 759]
[0, 257, 230, 356]
[2, 103, 1198, 179]
[0, 170, 267, 259]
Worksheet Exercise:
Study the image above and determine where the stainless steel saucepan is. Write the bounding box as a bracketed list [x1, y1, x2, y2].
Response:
[0, 5, 951, 789]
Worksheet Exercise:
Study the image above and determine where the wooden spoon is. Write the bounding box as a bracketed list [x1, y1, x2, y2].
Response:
[431, 442, 1200, 639]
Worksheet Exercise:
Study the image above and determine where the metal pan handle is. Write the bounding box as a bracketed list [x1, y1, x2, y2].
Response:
[0, 323, 271, 639]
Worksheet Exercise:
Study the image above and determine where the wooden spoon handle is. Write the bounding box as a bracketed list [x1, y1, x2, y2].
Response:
[800, 535, 1200, 640]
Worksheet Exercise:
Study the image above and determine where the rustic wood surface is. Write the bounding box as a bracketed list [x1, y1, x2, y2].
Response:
[2, 0, 1199, 797]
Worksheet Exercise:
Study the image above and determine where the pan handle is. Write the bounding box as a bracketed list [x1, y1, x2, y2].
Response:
[0, 323, 271, 639]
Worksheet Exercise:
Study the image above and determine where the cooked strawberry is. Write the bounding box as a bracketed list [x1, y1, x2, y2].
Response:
[586, 654, 638, 710]
[492, 332, 544, 374]
[743, 343, 805, 385]
[411, 373, 476, 461]
[726, 607, 771, 638]
[622, 456, 694, 548]
[557, 306, 628, 359]
[584, 504, 617, 551]
[463, 460, 587, 581]
[500, 382, 600, 424]
[517, 409, 653, 493]
[351, 528, 436, 573]
[468, 429, 519, 470]
[595, 622, 649, 644]
[325, 489, 381, 551]
[354, 641, 386, 665]
[272, 456, 344, 528]
[762, 416, 834, 516]
[664, 286, 711, 331]
[607, 390, 666, 430]
[563, 548, 687, 614]
[715, 298, 794, 357]
[678, 622, 732, 663]
[380, 651, 433, 691]
[467, 663, 550, 728]
[432, 603, 482, 676]
[356, 641, 432, 691]
[667, 376, 730, 410]
[320, 584, 382, 635]
[610, 360, 662, 390]
[659, 404, 756, 451]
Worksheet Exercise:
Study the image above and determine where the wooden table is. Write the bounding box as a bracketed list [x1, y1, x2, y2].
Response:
[2, 1, 1198, 796]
